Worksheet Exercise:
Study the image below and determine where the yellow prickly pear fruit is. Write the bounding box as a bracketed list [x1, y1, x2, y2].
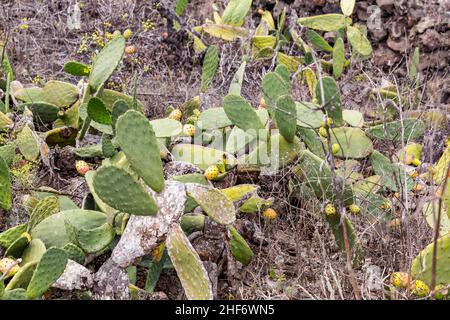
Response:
[125, 45, 137, 55]
[414, 183, 425, 192]
[183, 124, 196, 137]
[331, 143, 340, 155]
[326, 117, 333, 127]
[381, 201, 391, 210]
[324, 203, 336, 217]
[123, 29, 133, 39]
[263, 208, 277, 220]
[75, 160, 90, 175]
[168, 109, 182, 121]
[411, 158, 421, 167]
[390, 272, 411, 288]
[411, 280, 430, 297]
[348, 204, 361, 215]
[0, 258, 20, 277]
[204, 165, 219, 180]
[389, 218, 401, 229]
[319, 126, 328, 138]
[409, 170, 419, 179]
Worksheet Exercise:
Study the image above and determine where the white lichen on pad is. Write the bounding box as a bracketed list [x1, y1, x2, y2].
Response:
[93, 258, 130, 300]
[53, 260, 94, 291]
[185, 183, 236, 225]
[110, 181, 187, 268]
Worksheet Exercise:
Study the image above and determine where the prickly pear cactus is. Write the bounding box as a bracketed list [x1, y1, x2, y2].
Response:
[26, 247, 68, 299]
[116, 110, 165, 192]
[69, 222, 115, 254]
[166, 224, 213, 300]
[228, 225, 253, 266]
[411, 234, 450, 287]
[274, 94, 297, 143]
[186, 183, 236, 225]
[93, 165, 158, 216]
[328, 127, 373, 159]
[200, 45, 219, 92]
[366, 119, 425, 143]
[21, 239, 46, 266]
[315, 76, 343, 126]
[27, 196, 60, 232]
[370, 150, 413, 192]
[0, 157, 12, 211]
[0, 224, 27, 248]
[16, 125, 40, 161]
[223, 94, 265, 135]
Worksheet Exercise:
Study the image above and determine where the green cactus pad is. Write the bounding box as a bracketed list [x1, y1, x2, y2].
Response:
[186, 183, 236, 225]
[261, 72, 290, 107]
[297, 14, 350, 32]
[326, 212, 364, 265]
[13, 87, 44, 103]
[226, 126, 255, 154]
[0, 143, 17, 166]
[201, 45, 219, 92]
[73, 222, 115, 254]
[88, 35, 125, 92]
[144, 251, 167, 293]
[149, 118, 182, 138]
[315, 76, 343, 126]
[44, 126, 78, 147]
[21, 239, 46, 266]
[62, 243, 85, 265]
[1, 288, 28, 300]
[101, 134, 116, 158]
[223, 94, 265, 135]
[42, 81, 79, 108]
[198, 107, 233, 130]
[411, 234, 450, 286]
[353, 175, 382, 194]
[342, 109, 364, 127]
[73, 144, 104, 158]
[221, 0, 252, 25]
[295, 101, 324, 128]
[275, 94, 297, 143]
[171, 144, 237, 171]
[26, 247, 68, 299]
[16, 126, 39, 161]
[0, 157, 12, 211]
[422, 200, 450, 237]
[5, 234, 31, 259]
[244, 134, 303, 173]
[228, 58, 247, 96]
[332, 37, 345, 79]
[87, 97, 112, 125]
[84, 170, 116, 217]
[111, 99, 130, 133]
[370, 150, 413, 192]
[5, 261, 38, 290]
[221, 184, 273, 213]
[27, 196, 60, 232]
[328, 127, 373, 159]
[97, 89, 144, 112]
[31, 210, 107, 248]
[166, 224, 213, 300]
[181, 214, 206, 235]
[116, 110, 165, 192]
[293, 150, 354, 205]
[64, 61, 91, 77]
[0, 224, 27, 249]
[366, 119, 425, 143]
[346, 25, 372, 56]
[93, 165, 158, 215]
[228, 225, 253, 266]
[0, 111, 13, 129]
[19, 102, 60, 123]
[306, 30, 333, 52]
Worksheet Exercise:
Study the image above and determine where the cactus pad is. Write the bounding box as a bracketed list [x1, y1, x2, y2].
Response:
[166, 224, 213, 300]
[149, 118, 182, 138]
[223, 94, 265, 135]
[315, 76, 343, 126]
[275, 94, 297, 143]
[27, 196, 60, 232]
[21, 239, 46, 266]
[93, 165, 158, 216]
[370, 150, 413, 192]
[72, 222, 115, 254]
[171, 144, 237, 171]
[5, 261, 38, 290]
[0, 224, 27, 249]
[26, 247, 68, 299]
[186, 183, 236, 225]
[0, 157, 12, 211]
[64, 61, 91, 77]
[16, 125, 40, 161]
[228, 225, 253, 266]
[116, 110, 165, 192]
[201, 46, 219, 92]
[42, 80, 79, 108]
[328, 127, 373, 159]
[366, 119, 425, 143]
[87, 97, 112, 125]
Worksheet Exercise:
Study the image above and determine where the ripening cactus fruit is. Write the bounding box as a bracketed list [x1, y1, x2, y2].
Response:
[390, 272, 411, 288]
[204, 165, 219, 181]
[319, 126, 328, 138]
[324, 203, 337, 217]
[412, 158, 421, 167]
[183, 124, 196, 137]
[348, 204, 361, 215]
[123, 29, 133, 40]
[411, 280, 430, 297]
[326, 117, 333, 127]
[75, 160, 90, 175]
[414, 183, 425, 192]
[0, 257, 20, 277]
[409, 170, 419, 179]
[125, 45, 137, 55]
[331, 143, 340, 155]
[389, 218, 401, 229]
[168, 109, 182, 121]
[381, 201, 391, 210]
[262, 208, 277, 220]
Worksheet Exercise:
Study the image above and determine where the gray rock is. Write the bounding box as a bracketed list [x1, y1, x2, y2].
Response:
[93, 258, 130, 300]
[53, 260, 94, 291]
